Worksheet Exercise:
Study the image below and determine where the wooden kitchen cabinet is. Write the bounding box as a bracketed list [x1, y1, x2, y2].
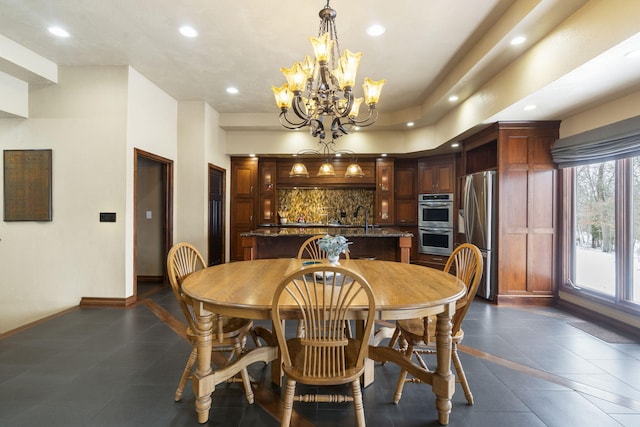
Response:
[259, 160, 276, 224]
[375, 158, 394, 225]
[230, 157, 258, 261]
[418, 156, 454, 194]
[394, 161, 417, 225]
[462, 121, 560, 305]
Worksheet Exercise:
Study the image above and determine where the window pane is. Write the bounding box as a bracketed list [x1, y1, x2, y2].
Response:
[633, 156, 640, 302]
[574, 161, 616, 295]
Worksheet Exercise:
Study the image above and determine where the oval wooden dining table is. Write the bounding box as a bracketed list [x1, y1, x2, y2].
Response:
[182, 258, 466, 425]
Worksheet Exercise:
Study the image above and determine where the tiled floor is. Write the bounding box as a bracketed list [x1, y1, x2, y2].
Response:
[1, 285, 639, 427]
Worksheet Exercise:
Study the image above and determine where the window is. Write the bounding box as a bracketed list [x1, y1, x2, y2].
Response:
[569, 156, 640, 309]
[633, 156, 640, 302]
[574, 161, 616, 296]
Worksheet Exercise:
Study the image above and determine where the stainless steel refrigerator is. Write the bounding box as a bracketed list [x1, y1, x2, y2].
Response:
[463, 171, 497, 300]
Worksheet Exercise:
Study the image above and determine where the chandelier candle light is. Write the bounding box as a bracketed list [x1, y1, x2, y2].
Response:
[272, 0, 386, 143]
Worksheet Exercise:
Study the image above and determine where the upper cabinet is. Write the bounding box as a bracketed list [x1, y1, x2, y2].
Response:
[418, 155, 455, 194]
[375, 158, 394, 225]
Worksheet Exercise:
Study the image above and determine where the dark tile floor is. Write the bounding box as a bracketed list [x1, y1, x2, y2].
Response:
[1, 284, 639, 427]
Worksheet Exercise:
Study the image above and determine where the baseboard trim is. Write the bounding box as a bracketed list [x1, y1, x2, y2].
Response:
[80, 295, 136, 307]
[496, 294, 556, 307]
[137, 275, 164, 283]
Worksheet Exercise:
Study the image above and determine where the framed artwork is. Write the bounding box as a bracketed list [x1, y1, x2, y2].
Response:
[3, 149, 52, 221]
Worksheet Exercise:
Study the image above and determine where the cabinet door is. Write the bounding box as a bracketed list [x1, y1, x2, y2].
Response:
[395, 167, 416, 199]
[232, 161, 256, 197]
[418, 161, 435, 194]
[260, 161, 275, 193]
[259, 161, 276, 224]
[395, 199, 417, 224]
[376, 159, 394, 224]
[230, 158, 258, 261]
[418, 157, 454, 194]
[260, 195, 274, 222]
[434, 162, 454, 193]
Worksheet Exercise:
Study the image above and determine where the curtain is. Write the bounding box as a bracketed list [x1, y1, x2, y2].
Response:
[551, 115, 640, 168]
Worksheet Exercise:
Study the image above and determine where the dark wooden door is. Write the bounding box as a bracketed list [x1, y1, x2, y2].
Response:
[208, 165, 225, 265]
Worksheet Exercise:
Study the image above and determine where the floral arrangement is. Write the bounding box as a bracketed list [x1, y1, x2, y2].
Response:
[317, 235, 352, 258]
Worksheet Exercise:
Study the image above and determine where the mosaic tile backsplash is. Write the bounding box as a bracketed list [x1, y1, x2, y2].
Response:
[278, 189, 375, 225]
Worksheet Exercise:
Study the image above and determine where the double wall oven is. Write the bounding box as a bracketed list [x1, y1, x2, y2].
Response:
[418, 193, 454, 256]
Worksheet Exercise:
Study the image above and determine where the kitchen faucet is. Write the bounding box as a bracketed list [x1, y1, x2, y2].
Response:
[354, 205, 370, 232]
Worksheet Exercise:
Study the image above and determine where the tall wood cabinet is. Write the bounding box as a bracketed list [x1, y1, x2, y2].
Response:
[230, 157, 258, 261]
[462, 121, 560, 305]
[394, 160, 418, 260]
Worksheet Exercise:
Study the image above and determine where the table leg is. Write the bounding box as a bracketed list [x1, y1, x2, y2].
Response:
[433, 302, 456, 425]
[193, 305, 214, 424]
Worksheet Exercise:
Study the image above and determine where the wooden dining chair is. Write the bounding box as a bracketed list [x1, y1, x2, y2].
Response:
[271, 264, 376, 427]
[297, 234, 351, 261]
[392, 243, 483, 405]
[167, 242, 255, 403]
[296, 235, 352, 337]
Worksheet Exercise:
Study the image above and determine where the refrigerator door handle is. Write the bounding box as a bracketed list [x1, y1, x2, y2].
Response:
[463, 176, 473, 243]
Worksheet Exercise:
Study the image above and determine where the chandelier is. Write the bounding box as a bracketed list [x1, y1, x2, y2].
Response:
[271, 0, 386, 142]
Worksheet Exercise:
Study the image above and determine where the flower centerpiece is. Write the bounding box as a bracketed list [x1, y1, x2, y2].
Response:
[317, 235, 351, 266]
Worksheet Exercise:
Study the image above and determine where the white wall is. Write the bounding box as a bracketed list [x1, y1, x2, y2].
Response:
[0, 65, 179, 333]
[176, 101, 209, 255]
[0, 66, 129, 333]
[125, 67, 177, 296]
[204, 103, 231, 261]
[176, 101, 231, 261]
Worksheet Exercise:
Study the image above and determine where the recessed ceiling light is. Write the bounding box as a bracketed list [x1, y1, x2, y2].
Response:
[524, 104, 537, 111]
[226, 87, 239, 94]
[354, 126, 361, 131]
[381, 153, 388, 157]
[48, 26, 70, 38]
[448, 95, 459, 102]
[335, 153, 342, 157]
[451, 142, 460, 148]
[249, 153, 256, 158]
[366, 24, 386, 37]
[179, 25, 198, 38]
[625, 48, 640, 58]
[510, 36, 526, 46]
[406, 122, 415, 127]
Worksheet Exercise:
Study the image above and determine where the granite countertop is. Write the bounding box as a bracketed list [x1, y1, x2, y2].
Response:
[242, 226, 413, 238]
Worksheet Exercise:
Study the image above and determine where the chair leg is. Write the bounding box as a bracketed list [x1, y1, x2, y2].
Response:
[175, 347, 197, 401]
[351, 379, 366, 427]
[452, 346, 473, 405]
[240, 367, 255, 404]
[281, 379, 296, 427]
[393, 342, 414, 404]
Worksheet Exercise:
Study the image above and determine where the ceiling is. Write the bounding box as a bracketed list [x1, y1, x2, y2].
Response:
[1, 0, 640, 141]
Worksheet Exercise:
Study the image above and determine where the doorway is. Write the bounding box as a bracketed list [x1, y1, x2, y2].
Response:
[208, 165, 226, 265]
[134, 149, 173, 300]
